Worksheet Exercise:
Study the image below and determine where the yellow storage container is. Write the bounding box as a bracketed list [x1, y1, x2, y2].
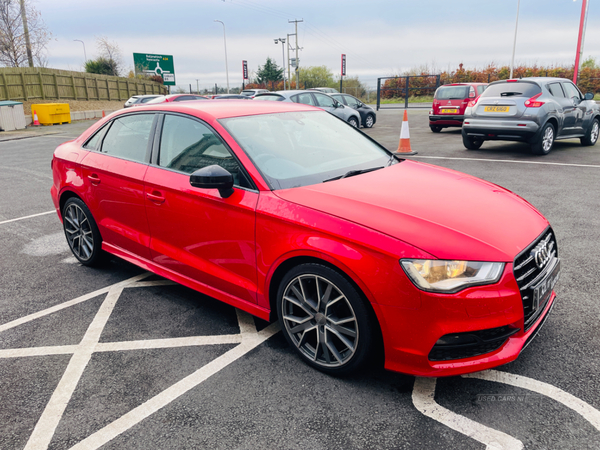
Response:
[31, 103, 71, 125]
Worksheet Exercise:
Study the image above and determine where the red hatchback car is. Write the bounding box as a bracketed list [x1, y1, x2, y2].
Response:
[51, 101, 560, 377]
[429, 83, 488, 132]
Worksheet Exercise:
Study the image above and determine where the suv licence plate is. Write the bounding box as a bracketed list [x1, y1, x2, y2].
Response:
[484, 106, 510, 113]
[531, 259, 561, 312]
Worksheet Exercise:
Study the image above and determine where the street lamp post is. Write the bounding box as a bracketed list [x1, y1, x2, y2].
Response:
[510, 0, 521, 79]
[214, 20, 230, 94]
[74, 39, 87, 65]
[274, 38, 286, 90]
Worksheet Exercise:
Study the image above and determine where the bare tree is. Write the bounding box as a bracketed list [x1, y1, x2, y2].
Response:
[0, 0, 51, 67]
[95, 36, 122, 76]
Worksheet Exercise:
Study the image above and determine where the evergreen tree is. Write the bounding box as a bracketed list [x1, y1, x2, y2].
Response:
[256, 57, 283, 90]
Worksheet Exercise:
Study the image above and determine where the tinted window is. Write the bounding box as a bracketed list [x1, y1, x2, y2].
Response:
[547, 83, 566, 98]
[140, 96, 159, 103]
[476, 85, 487, 95]
[100, 114, 154, 162]
[292, 93, 316, 106]
[562, 82, 582, 100]
[159, 114, 248, 187]
[435, 86, 469, 100]
[173, 95, 201, 102]
[343, 95, 360, 108]
[481, 82, 541, 98]
[330, 94, 345, 104]
[314, 93, 336, 108]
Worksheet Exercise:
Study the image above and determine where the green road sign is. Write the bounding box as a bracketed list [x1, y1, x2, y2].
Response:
[133, 53, 176, 86]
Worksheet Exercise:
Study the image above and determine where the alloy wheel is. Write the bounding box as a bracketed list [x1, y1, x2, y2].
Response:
[64, 203, 94, 261]
[281, 274, 359, 368]
[542, 126, 554, 152]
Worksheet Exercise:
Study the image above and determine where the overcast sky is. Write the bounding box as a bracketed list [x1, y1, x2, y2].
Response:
[37, 0, 599, 90]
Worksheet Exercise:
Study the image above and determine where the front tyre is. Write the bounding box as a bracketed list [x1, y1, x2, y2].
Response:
[62, 197, 104, 266]
[347, 116, 359, 128]
[364, 114, 375, 128]
[276, 263, 374, 376]
[581, 118, 599, 146]
[531, 122, 555, 155]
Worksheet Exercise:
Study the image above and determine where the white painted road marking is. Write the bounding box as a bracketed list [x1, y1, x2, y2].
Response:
[411, 155, 600, 169]
[412, 377, 523, 450]
[463, 370, 600, 431]
[0, 210, 55, 226]
[0, 273, 280, 449]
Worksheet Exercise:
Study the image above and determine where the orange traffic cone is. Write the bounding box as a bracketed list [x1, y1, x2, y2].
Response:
[32, 110, 41, 126]
[102, 110, 105, 118]
[395, 110, 417, 155]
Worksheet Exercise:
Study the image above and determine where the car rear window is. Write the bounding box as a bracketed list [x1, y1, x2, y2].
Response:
[481, 82, 541, 98]
[435, 86, 469, 100]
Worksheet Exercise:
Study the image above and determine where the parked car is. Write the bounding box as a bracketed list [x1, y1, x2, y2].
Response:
[52, 100, 559, 377]
[146, 94, 209, 104]
[428, 83, 488, 132]
[211, 94, 250, 99]
[254, 90, 361, 127]
[331, 93, 376, 128]
[462, 77, 599, 154]
[312, 87, 339, 94]
[241, 89, 269, 98]
[123, 95, 162, 108]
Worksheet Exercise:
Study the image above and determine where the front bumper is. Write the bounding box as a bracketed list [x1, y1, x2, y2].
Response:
[373, 266, 556, 377]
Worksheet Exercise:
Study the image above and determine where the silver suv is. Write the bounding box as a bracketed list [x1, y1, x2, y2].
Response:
[462, 77, 599, 154]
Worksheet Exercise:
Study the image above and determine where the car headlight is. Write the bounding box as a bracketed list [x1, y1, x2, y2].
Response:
[400, 259, 504, 293]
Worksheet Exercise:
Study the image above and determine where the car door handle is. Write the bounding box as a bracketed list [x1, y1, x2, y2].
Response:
[88, 174, 101, 185]
[147, 191, 165, 204]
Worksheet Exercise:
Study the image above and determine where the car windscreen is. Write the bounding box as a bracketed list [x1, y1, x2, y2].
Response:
[435, 86, 469, 100]
[140, 96, 159, 103]
[481, 82, 541, 98]
[220, 111, 395, 190]
[241, 91, 256, 96]
[253, 95, 284, 101]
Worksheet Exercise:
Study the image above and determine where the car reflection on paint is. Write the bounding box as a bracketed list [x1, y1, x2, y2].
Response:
[51, 100, 560, 376]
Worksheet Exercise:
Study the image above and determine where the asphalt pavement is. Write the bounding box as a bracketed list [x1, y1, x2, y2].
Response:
[1, 111, 599, 450]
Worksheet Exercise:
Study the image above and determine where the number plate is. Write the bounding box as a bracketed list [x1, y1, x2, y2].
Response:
[441, 108, 458, 114]
[531, 259, 561, 311]
[484, 106, 510, 113]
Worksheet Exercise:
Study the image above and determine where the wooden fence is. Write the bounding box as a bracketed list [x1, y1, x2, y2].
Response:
[0, 67, 168, 102]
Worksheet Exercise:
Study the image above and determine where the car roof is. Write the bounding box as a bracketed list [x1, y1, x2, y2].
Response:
[121, 99, 319, 120]
[490, 77, 572, 85]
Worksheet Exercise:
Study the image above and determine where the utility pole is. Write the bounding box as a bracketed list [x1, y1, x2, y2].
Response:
[19, 0, 34, 67]
[289, 19, 303, 88]
[196, 79, 199, 94]
[287, 33, 295, 89]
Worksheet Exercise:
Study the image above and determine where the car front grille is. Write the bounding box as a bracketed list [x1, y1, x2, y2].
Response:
[513, 227, 558, 330]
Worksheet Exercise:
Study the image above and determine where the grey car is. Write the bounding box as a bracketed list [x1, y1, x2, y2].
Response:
[462, 77, 599, 154]
[254, 90, 361, 127]
[331, 93, 377, 128]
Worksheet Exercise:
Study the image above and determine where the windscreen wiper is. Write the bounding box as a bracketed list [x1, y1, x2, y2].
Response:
[323, 166, 384, 182]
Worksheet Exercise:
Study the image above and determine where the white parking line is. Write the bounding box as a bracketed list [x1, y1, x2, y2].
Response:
[412, 377, 523, 450]
[0, 210, 55, 226]
[0, 273, 280, 449]
[463, 370, 600, 431]
[411, 155, 600, 169]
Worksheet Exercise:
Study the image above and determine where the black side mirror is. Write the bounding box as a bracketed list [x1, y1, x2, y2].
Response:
[584, 92, 594, 101]
[190, 165, 234, 198]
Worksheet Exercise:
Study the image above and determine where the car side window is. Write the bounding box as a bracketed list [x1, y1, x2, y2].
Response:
[548, 83, 566, 98]
[292, 93, 316, 106]
[314, 93, 336, 108]
[344, 95, 360, 108]
[83, 124, 108, 150]
[562, 82, 582, 100]
[159, 114, 250, 188]
[100, 114, 154, 163]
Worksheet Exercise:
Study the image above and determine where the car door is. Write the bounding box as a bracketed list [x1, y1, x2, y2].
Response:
[546, 82, 575, 135]
[561, 81, 586, 133]
[80, 113, 156, 259]
[143, 113, 259, 304]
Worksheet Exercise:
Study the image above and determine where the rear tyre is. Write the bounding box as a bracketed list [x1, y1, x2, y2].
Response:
[462, 133, 483, 150]
[364, 114, 375, 128]
[276, 263, 375, 376]
[347, 116, 359, 128]
[531, 122, 555, 155]
[430, 125, 442, 133]
[580, 118, 599, 146]
[62, 198, 105, 266]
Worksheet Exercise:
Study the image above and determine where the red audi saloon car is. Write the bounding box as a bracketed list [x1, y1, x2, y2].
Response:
[51, 101, 560, 377]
